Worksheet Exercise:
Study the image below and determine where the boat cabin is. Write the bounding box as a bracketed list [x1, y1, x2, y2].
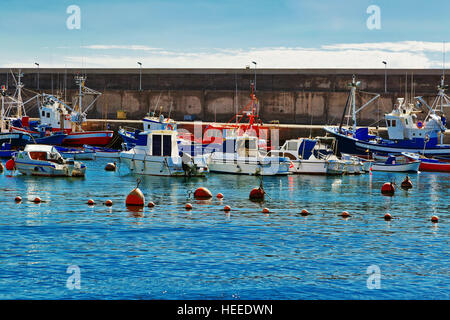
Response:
[385, 98, 443, 141]
[39, 97, 72, 132]
[146, 130, 179, 157]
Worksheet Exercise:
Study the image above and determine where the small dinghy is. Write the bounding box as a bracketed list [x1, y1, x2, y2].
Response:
[403, 153, 450, 172]
[55, 146, 95, 160]
[83, 145, 121, 158]
[13, 144, 86, 177]
[371, 155, 420, 172]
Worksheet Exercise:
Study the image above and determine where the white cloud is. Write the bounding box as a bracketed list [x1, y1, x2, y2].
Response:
[3, 41, 447, 68]
[81, 45, 162, 51]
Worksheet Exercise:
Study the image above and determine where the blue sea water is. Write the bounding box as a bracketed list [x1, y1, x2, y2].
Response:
[0, 159, 448, 300]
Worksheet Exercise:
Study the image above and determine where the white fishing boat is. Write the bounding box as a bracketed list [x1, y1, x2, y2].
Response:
[268, 138, 330, 174]
[371, 155, 421, 172]
[207, 135, 290, 175]
[12, 144, 86, 177]
[119, 130, 208, 177]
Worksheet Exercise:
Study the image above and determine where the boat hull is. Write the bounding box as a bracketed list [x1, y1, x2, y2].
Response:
[371, 161, 421, 172]
[324, 126, 450, 159]
[208, 153, 290, 176]
[62, 131, 114, 147]
[14, 160, 86, 177]
[289, 160, 328, 174]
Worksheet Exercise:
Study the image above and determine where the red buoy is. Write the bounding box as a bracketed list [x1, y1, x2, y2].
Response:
[194, 187, 213, 199]
[126, 187, 145, 207]
[15, 196, 22, 203]
[185, 203, 193, 210]
[216, 193, 224, 199]
[249, 188, 264, 201]
[105, 162, 116, 171]
[381, 182, 395, 196]
[384, 213, 392, 221]
[105, 200, 113, 206]
[300, 209, 310, 216]
[223, 205, 231, 212]
[5, 159, 15, 171]
[147, 201, 155, 208]
[262, 208, 270, 213]
[33, 197, 41, 203]
[401, 175, 413, 190]
[431, 216, 439, 223]
[340, 211, 351, 218]
[87, 199, 95, 205]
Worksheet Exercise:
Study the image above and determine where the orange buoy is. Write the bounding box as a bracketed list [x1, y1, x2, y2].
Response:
[105, 200, 113, 206]
[381, 182, 395, 196]
[384, 213, 392, 221]
[147, 201, 155, 208]
[15, 196, 22, 203]
[340, 211, 351, 218]
[401, 175, 413, 190]
[185, 203, 193, 210]
[194, 187, 213, 199]
[126, 187, 145, 207]
[249, 187, 264, 201]
[105, 162, 116, 171]
[431, 216, 439, 223]
[223, 205, 231, 212]
[300, 209, 310, 216]
[216, 193, 224, 199]
[0, 162, 4, 172]
[33, 197, 41, 203]
[87, 199, 95, 205]
[262, 207, 270, 213]
[5, 159, 15, 171]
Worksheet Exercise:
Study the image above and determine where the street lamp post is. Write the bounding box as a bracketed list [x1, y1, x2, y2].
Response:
[137, 62, 142, 91]
[35, 62, 40, 91]
[382, 61, 387, 93]
[252, 61, 257, 91]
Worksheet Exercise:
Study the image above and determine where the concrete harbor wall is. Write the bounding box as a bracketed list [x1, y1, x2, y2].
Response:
[0, 68, 447, 128]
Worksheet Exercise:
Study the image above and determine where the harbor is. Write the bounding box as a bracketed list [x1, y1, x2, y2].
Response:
[0, 67, 449, 300]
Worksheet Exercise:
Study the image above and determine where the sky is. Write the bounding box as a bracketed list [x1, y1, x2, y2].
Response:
[0, 0, 449, 68]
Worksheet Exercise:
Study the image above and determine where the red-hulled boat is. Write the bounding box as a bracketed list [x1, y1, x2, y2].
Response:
[404, 153, 450, 172]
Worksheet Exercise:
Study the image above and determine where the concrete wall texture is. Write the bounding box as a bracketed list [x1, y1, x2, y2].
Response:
[0, 68, 446, 126]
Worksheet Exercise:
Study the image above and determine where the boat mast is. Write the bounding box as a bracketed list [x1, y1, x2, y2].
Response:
[440, 42, 446, 144]
[351, 75, 357, 134]
[75, 75, 85, 114]
[1, 85, 5, 132]
[16, 70, 24, 118]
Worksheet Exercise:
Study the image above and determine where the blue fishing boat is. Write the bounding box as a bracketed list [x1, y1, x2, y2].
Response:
[324, 76, 450, 159]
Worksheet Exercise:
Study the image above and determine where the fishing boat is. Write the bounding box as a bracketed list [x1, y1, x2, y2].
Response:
[120, 130, 208, 177]
[324, 75, 450, 159]
[12, 144, 86, 177]
[29, 76, 113, 146]
[267, 138, 335, 174]
[371, 155, 421, 172]
[207, 134, 290, 175]
[2, 70, 68, 146]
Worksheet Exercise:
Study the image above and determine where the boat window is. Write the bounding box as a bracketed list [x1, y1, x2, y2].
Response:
[152, 134, 162, 156]
[392, 120, 396, 127]
[47, 112, 50, 118]
[287, 141, 297, 151]
[163, 135, 172, 156]
[244, 139, 256, 150]
[41, 111, 45, 117]
[405, 119, 408, 125]
[29, 152, 47, 161]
